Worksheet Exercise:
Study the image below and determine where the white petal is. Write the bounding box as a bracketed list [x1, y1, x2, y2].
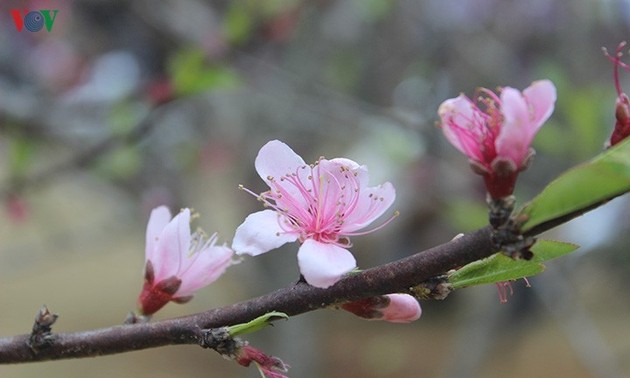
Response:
[322, 158, 369, 189]
[176, 244, 234, 297]
[523, 80, 557, 126]
[255, 140, 307, 184]
[232, 210, 298, 256]
[152, 208, 191, 281]
[343, 182, 396, 232]
[297, 239, 357, 288]
[145, 206, 172, 262]
[496, 87, 531, 166]
[381, 294, 422, 323]
[438, 95, 478, 155]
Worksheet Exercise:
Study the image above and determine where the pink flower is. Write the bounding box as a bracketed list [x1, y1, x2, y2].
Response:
[438, 80, 556, 198]
[603, 42, 630, 147]
[236, 345, 289, 378]
[341, 294, 422, 323]
[137, 206, 233, 315]
[232, 140, 397, 288]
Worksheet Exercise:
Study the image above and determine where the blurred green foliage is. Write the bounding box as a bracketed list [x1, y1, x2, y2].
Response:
[8, 135, 36, 178]
[169, 48, 241, 96]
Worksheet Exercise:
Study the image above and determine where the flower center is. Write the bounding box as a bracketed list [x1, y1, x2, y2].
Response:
[444, 89, 503, 167]
[242, 160, 364, 246]
[273, 161, 361, 243]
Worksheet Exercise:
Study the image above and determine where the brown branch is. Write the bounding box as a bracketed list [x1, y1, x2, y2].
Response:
[0, 225, 496, 363]
[0, 187, 627, 364]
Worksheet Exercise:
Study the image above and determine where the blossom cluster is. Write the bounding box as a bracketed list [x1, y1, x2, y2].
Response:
[131, 64, 630, 374]
[136, 141, 419, 322]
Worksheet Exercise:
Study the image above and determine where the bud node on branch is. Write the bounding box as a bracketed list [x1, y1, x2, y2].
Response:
[28, 305, 58, 353]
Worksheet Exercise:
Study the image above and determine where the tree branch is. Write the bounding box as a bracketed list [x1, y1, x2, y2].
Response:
[0, 225, 495, 363]
[0, 188, 626, 364]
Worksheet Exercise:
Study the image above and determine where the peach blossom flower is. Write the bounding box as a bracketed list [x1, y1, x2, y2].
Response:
[232, 140, 397, 288]
[439, 80, 556, 198]
[138, 206, 233, 315]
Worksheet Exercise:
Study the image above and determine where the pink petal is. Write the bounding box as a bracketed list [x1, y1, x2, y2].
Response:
[325, 157, 369, 188]
[342, 182, 396, 232]
[316, 158, 395, 233]
[145, 206, 172, 262]
[438, 94, 482, 158]
[232, 210, 298, 256]
[271, 159, 313, 213]
[255, 140, 307, 184]
[523, 80, 556, 127]
[496, 87, 531, 165]
[311, 159, 352, 223]
[297, 239, 357, 288]
[380, 294, 422, 323]
[175, 245, 233, 297]
[152, 208, 191, 281]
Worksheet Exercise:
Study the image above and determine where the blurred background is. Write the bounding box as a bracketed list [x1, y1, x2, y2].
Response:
[1, 0, 630, 377]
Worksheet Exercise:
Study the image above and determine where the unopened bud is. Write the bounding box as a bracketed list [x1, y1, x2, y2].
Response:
[610, 93, 630, 146]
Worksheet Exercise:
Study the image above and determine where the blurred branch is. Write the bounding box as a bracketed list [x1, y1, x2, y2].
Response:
[0, 185, 626, 363]
[0, 102, 168, 198]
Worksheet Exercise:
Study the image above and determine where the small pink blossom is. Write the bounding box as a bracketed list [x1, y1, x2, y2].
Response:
[236, 345, 289, 378]
[137, 206, 233, 315]
[603, 42, 630, 147]
[438, 80, 556, 198]
[232, 140, 397, 288]
[341, 294, 422, 323]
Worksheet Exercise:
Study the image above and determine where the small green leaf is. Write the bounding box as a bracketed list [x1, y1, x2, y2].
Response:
[517, 137, 630, 233]
[228, 311, 288, 337]
[528, 240, 579, 263]
[448, 240, 579, 289]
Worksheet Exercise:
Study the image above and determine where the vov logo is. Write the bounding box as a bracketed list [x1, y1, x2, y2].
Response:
[11, 9, 59, 32]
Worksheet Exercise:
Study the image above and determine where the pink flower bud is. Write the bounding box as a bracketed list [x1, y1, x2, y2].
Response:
[341, 294, 422, 323]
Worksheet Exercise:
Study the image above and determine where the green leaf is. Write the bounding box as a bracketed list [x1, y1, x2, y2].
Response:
[228, 311, 288, 337]
[448, 240, 579, 289]
[517, 137, 630, 233]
